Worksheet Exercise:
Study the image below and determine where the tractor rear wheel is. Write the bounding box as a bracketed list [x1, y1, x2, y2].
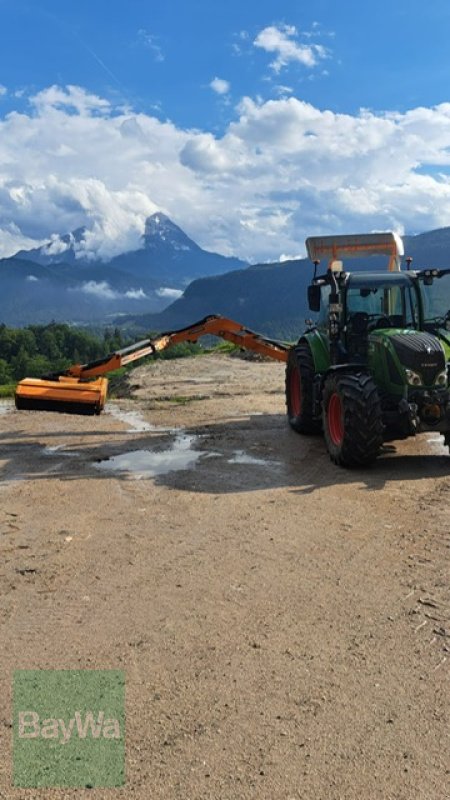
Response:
[286, 342, 321, 434]
[322, 372, 383, 467]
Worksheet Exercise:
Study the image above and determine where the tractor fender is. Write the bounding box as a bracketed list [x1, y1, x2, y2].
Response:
[300, 330, 330, 374]
[312, 363, 371, 417]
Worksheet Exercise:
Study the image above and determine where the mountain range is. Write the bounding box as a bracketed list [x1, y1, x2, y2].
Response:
[1, 214, 245, 326]
[2, 219, 450, 335]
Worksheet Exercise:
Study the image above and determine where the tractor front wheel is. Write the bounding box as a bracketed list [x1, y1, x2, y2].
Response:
[322, 372, 383, 467]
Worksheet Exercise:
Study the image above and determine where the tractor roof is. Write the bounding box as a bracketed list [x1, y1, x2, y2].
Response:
[346, 272, 413, 287]
[306, 232, 404, 272]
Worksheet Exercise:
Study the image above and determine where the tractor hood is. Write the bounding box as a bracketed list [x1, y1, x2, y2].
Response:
[370, 329, 446, 386]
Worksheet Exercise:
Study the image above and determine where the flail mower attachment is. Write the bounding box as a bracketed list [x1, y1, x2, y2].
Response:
[14, 315, 288, 414]
[14, 376, 109, 415]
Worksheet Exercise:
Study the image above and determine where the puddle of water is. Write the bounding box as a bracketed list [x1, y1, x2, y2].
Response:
[42, 445, 77, 457]
[426, 434, 447, 455]
[228, 449, 279, 467]
[95, 433, 205, 478]
[106, 405, 162, 433]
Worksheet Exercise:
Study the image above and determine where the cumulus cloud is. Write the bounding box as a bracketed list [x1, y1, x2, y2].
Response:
[210, 77, 231, 96]
[31, 84, 111, 115]
[76, 281, 147, 300]
[77, 280, 118, 300]
[0, 85, 6, 97]
[2, 85, 450, 264]
[156, 287, 183, 299]
[254, 24, 328, 73]
[125, 287, 147, 299]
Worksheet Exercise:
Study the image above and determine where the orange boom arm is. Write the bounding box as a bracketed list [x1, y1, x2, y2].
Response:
[15, 315, 288, 414]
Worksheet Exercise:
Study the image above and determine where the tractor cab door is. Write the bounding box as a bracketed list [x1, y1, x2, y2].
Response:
[344, 285, 378, 360]
[316, 284, 331, 331]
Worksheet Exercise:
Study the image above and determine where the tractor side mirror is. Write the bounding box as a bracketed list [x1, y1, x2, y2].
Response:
[308, 284, 321, 312]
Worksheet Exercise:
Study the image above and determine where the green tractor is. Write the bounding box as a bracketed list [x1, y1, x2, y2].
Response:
[286, 233, 450, 466]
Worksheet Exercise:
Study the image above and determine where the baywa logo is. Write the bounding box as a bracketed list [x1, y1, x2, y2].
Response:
[13, 670, 125, 788]
[18, 709, 121, 745]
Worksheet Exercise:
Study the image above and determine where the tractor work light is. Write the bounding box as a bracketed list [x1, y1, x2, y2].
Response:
[435, 370, 447, 387]
[405, 369, 422, 386]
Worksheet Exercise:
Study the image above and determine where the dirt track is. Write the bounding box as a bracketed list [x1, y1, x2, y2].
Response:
[0, 353, 449, 799]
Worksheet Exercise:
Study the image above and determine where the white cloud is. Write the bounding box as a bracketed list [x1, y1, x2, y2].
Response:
[76, 281, 147, 300]
[0, 85, 6, 97]
[45, 234, 70, 256]
[274, 85, 294, 97]
[26, 274, 39, 281]
[210, 77, 231, 96]
[0, 222, 44, 256]
[31, 85, 110, 115]
[138, 29, 164, 62]
[2, 85, 450, 264]
[254, 24, 328, 73]
[156, 287, 183, 299]
[125, 288, 147, 299]
[78, 280, 118, 300]
[231, 30, 250, 56]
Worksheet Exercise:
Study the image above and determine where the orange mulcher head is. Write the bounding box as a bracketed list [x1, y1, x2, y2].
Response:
[14, 376, 108, 415]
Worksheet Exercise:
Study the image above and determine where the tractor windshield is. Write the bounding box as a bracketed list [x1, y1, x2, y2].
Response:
[420, 270, 450, 331]
[345, 274, 419, 333]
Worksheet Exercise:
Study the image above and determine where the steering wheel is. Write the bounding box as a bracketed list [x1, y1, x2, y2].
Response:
[348, 311, 369, 335]
[373, 316, 392, 329]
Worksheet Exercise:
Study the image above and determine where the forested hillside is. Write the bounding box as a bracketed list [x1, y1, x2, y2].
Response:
[0, 323, 123, 384]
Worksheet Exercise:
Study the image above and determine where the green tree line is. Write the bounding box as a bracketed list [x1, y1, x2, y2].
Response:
[0, 323, 124, 384]
[0, 322, 207, 386]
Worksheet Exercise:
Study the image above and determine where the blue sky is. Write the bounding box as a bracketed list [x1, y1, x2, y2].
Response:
[2, 0, 450, 127]
[1, 0, 450, 261]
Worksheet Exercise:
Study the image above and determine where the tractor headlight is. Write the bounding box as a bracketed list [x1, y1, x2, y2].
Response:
[405, 369, 422, 386]
[435, 370, 447, 387]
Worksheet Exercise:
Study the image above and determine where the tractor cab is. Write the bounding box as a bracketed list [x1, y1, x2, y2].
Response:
[309, 270, 421, 361]
[343, 272, 420, 360]
[306, 234, 414, 365]
[305, 233, 425, 362]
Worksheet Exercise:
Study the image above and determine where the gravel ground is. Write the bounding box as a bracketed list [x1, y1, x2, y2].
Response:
[0, 354, 449, 799]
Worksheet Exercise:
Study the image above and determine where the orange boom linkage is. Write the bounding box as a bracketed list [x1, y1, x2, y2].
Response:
[14, 315, 288, 414]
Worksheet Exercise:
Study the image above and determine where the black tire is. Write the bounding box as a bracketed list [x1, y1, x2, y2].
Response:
[285, 341, 321, 434]
[322, 372, 383, 467]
